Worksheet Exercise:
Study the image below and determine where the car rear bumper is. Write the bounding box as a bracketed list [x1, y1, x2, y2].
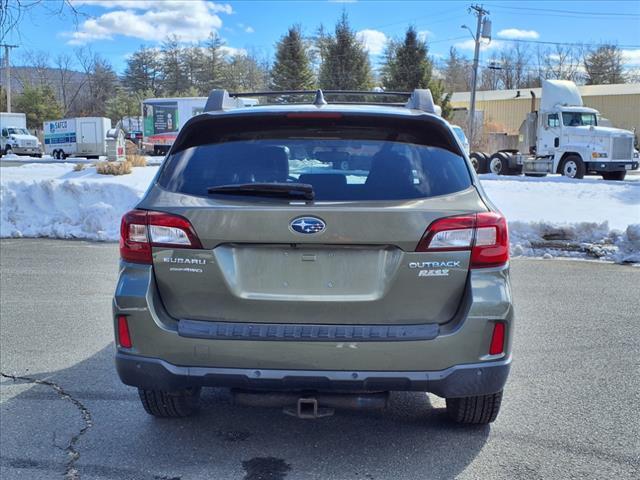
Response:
[116, 352, 511, 398]
[113, 261, 514, 392]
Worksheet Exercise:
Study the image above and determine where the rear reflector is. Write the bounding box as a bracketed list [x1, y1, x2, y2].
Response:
[416, 212, 509, 269]
[120, 209, 202, 264]
[489, 322, 505, 355]
[117, 315, 132, 349]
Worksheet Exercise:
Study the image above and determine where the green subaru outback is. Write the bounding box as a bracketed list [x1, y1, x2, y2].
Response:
[113, 90, 513, 424]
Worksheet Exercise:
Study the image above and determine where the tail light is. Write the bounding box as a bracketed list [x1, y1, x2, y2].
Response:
[120, 209, 202, 264]
[416, 212, 509, 268]
[489, 322, 506, 355]
[117, 315, 132, 349]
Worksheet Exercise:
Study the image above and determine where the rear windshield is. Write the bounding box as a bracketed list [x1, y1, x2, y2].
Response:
[157, 124, 472, 201]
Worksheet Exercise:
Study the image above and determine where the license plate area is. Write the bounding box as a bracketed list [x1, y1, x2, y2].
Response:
[213, 244, 402, 301]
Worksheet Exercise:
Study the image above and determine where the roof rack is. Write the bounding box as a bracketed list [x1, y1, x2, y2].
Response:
[203, 88, 437, 114]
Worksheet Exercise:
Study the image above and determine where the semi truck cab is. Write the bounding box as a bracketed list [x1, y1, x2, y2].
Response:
[478, 80, 638, 181]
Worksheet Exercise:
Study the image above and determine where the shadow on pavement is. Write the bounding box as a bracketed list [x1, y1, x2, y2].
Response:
[1, 345, 491, 480]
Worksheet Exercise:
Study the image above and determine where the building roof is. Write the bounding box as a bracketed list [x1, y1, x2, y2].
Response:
[450, 83, 640, 104]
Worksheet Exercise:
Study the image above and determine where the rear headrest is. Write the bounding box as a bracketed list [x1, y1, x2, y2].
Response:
[245, 145, 289, 182]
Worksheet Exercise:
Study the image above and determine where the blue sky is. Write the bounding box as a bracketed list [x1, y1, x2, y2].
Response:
[8, 0, 640, 74]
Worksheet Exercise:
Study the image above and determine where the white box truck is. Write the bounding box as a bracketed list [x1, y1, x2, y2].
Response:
[43, 117, 112, 159]
[142, 96, 257, 155]
[471, 80, 639, 180]
[142, 97, 206, 155]
[1, 112, 43, 157]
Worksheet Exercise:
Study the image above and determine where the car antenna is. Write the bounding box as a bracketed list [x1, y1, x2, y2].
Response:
[314, 89, 327, 107]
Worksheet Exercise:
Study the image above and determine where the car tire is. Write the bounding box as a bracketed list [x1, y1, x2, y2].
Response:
[5, 145, 13, 156]
[446, 390, 503, 424]
[138, 387, 201, 418]
[560, 154, 585, 179]
[601, 171, 626, 181]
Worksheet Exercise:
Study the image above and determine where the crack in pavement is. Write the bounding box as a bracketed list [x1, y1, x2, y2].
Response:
[1, 372, 93, 479]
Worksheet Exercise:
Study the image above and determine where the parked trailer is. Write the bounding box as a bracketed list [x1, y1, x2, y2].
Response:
[43, 117, 112, 159]
[471, 80, 639, 180]
[142, 96, 258, 155]
[1, 112, 43, 157]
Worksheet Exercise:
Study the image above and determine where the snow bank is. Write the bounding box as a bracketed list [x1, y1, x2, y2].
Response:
[479, 174, 640, 262]
[1, 163, 639, 262]
[1, 164, 156, 241]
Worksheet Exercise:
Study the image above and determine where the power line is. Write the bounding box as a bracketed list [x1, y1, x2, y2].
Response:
[495, 38, 640, 49]
[490, 5, 640, 18]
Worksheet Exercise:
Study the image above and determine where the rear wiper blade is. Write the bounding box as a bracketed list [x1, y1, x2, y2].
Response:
[207, 182, 315, 200]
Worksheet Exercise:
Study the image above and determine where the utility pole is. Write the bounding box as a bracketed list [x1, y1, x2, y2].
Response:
[1, 44, 19, 112]
[466, 5, 490, 149]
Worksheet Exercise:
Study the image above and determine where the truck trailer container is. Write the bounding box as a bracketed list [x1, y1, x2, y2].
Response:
[142, 96, 257, 155]
[43, 117, 112, 159]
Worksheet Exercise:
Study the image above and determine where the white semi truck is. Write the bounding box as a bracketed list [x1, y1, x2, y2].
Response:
[471, 80, 638, 180]
[0, 112, 43, 157]
[43, 117, 112, 159]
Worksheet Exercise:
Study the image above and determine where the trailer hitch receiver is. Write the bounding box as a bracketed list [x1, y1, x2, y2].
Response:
[284, 397, 335, 419]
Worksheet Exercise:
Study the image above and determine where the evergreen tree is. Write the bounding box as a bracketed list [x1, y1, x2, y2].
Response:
[198, 32, 225, 93]
[123, 46, 161, 95]
[15, 84, 62, 129]
[160, 35, 188, 95]
[271, 25, 315, 91]
[318, 13, 373, 90]
[106, 87, 141, 126]
[381, 26, 432, 90]
[382, 26, 451, 118]
[584, 45, 625, 85]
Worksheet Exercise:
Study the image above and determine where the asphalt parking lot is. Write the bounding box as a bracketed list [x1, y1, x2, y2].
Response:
[1, 239, 638, 479]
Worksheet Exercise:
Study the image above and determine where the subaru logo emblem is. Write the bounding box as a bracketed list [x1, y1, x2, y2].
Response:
[290, 217, 326, 234]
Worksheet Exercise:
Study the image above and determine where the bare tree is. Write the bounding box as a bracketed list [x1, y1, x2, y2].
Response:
[443, 47, 472, 92]
[542, 44, 585, 83]
[1, 0, 83, 43]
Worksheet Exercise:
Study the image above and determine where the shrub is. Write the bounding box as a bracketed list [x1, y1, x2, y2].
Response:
[96, 161, 132, 176]
[73, 163, 86, 172]
[127, 154, 147, 167]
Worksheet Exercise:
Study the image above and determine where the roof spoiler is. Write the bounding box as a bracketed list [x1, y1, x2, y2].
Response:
[203, 88, 437, 114]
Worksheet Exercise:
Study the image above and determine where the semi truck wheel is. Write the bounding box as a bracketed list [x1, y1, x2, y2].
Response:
[561, 155, 585, 179]
[601, 171, 626, 181]
[470, 152, 488, 174]
[489, 152, 510, 175]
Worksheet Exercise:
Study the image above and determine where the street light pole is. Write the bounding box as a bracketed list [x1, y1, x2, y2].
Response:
[467, 5, 489, 149]
[1, 44, 19, 113]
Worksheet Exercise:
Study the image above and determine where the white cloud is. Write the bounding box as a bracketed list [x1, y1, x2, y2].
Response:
[65, 1, 233, 44]
[497, 29, 540, 40]
[237, 23, 255, 34]
[220, 46, 247, 57]
[356, 29, 387, 55]
[71, 0, 233, 13]
[418, 30, 433, 42]
[622, 49, 640, 66]
[455, 39, 503, 52]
